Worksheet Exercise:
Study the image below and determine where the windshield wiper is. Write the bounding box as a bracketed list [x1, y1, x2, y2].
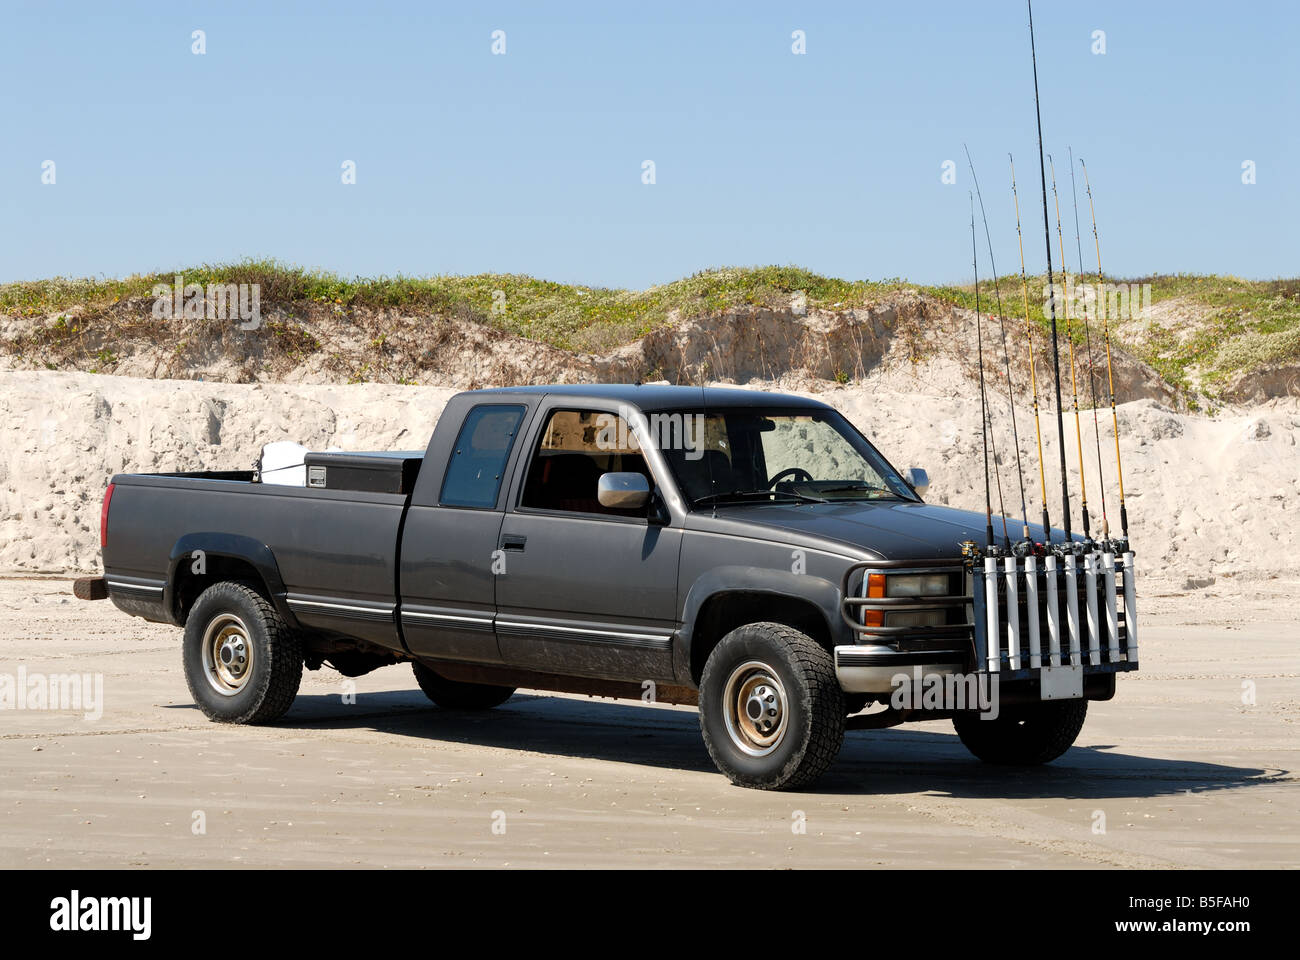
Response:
[693, 490, 828, 506]
[817, 482, 908, 500]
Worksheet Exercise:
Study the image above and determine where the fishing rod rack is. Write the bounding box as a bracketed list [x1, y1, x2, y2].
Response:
[840, 547, 1139, 696]
[972, 545, 1138, 684]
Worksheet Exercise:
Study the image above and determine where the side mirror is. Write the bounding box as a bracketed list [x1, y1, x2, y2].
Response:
[904, 467, 930, 497]
[598, 472, 651, 509]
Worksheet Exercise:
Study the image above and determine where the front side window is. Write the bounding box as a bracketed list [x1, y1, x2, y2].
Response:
[520, 409, 652, 516]
[439, 404, 526, 508]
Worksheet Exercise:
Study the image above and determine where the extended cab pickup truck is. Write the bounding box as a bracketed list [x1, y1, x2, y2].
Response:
[78, 384, 1135, 790]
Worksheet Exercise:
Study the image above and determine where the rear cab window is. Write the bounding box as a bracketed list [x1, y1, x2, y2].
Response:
[439, 404, 526, 508]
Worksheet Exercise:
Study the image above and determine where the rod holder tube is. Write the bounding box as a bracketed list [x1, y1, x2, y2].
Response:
[1004, 556, 1021, 671]
[1085, 551, 1101, 666]
[1025, 555, 1042, 669]
[1064, 553, 1081, 664]
[1044, 553, 1060, 667]
[1122, 551, 1138, 663]
[984, 557, 1001, 672]
[1103, 551, 1120, 661]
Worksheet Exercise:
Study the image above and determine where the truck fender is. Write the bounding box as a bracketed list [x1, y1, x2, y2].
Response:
[165, 533, 299, 629]
[676, 566, 851, 684]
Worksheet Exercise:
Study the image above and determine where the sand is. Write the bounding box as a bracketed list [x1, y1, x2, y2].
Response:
[0, 576, 1295, 868]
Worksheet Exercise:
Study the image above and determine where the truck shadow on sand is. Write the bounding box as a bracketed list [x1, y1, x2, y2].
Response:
[266, 690, 1289, 800]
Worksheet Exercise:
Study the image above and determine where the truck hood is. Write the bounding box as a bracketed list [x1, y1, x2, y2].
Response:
[694, 500, 1062, 560]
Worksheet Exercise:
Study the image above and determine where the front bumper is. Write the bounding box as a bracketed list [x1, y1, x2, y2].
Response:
[834, 645, 965, 693]
[837, 553, 1140, 701]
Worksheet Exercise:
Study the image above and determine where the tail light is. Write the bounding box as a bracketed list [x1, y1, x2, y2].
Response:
[100, 483, 115, 548]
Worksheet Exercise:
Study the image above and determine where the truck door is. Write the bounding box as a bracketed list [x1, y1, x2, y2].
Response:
[400, 402, 529, 664]
[495, 405, 682, 682]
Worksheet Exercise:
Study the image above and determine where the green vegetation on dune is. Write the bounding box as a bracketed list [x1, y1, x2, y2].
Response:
[1134, 275, 1300, 388]
[0, 261, 916, 353]
[2, 260, 1296, 394]
[933, 271, 1300, 395]
[402, 268, 914, 352]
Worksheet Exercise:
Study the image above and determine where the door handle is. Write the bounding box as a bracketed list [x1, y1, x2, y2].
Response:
[501, 534, 527, 551]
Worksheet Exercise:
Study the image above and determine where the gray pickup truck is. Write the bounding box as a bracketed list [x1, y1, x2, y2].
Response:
[77, 384, 1134, 790]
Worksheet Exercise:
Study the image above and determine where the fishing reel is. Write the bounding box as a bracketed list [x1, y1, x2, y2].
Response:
[1052, 539, 1091, 558]
[959, 540, 983, 566]
[1012, 538, 1038, 559]
[1103, 536, 1132, 555]
[960, 539, 1013, 564]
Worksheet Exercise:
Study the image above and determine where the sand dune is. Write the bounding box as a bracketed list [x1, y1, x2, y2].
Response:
[2, 368, 1294, 590]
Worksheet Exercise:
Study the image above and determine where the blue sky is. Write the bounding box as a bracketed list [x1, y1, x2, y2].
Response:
[3, 0, 1295, 288]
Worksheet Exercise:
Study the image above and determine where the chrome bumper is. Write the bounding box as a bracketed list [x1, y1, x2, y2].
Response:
[834, 645, 966, 693]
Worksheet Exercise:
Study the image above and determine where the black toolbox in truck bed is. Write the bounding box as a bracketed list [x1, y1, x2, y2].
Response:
[302, 451, 423, 495]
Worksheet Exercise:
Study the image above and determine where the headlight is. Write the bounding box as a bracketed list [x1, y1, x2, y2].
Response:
[861, 572, 952, 629]
[884, 609, 947, 628]
[886, 574, 950, 597]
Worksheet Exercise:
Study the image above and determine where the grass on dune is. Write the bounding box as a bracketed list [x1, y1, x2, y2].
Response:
[0, 261, 919, 353]
[936, 271, 1300, 393]
[2, 260, 1296, 391]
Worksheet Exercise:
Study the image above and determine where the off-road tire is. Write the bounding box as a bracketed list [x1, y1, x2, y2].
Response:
[412, 662, 515, 710]
[183, 581, 302, 724]
[698, 622, 846, 790]
[952, 699, 1088, 765]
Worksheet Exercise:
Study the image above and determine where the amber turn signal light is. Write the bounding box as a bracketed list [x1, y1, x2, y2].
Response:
[864, 573, 886, 627]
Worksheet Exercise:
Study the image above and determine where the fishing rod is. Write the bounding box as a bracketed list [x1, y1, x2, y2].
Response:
[971, 193, 996, 550]
[1080, 157, 1130, 547]
[1027, 0, 1073, 546]
[1048, 154, 1092, 542]
[1069, 146, 1110, 539]
[980, 360, 1011, 552]
[985, 396, 1011, 550]
[1010, 154, 1052, 547]
[966, 144, 1029, 548]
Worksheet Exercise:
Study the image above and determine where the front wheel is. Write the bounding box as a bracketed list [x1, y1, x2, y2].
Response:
[952, 699, 1087, 765]
[182, 581, 302, 724]
[698, 622, 845, 790]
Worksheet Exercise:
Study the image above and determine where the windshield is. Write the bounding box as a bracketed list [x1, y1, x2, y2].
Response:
[654, 407, 918, 507]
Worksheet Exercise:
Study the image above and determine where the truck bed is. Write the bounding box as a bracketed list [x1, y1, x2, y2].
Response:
[103, 470, 410, 651]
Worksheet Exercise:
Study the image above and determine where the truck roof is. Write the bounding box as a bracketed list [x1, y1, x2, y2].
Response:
[463, 384, 833, 413]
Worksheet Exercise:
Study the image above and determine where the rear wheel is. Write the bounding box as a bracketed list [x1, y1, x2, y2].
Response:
[412, 662, 515, 710]
[183, 581, 302, 724]
[953, 699, 1087, 765]
[698, 622, 845, 790]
